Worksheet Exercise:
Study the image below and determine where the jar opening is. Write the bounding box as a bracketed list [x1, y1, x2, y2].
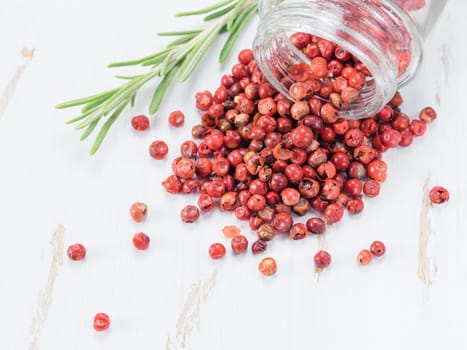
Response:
[253, 0, 423, 119]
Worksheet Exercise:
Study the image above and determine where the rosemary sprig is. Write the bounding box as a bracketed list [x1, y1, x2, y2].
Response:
[56, 0, 258, 155]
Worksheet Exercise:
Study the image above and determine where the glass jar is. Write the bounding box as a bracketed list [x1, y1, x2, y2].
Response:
[253, 0, 448, 119]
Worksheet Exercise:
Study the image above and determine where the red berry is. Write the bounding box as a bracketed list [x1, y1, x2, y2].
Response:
[172, 157, 196, 179]
[409, 119, 426, 136]
[314, 250, 331, 269]
[306, 217, 326, 234]
[251, 239, 268, 254]
[195, 90, 213, 110]
[258, 257, 277, 276]
[357, 249, 373, 265]
[198, 193, 216, 213]
[370, 241, 386, 257]
[289, 223, 308, 240]
[208, 243, 226, 259]
[149, 140, 169, 160]
[168, 110, 185, 127]
[419, 106, 437, 124]
[429, 186, 449, 204]
[181, 205, 200, 223]
[363, 179, 381, 198]
[67, 243, 86, 261]
[93, 313, 110, 332]
[131, 114, 150, 131]
[231, 235, 248, 254]
[324, 203, 344, 223]
[132, 232, 150, 250]
[254, 222, 274, 241]
[162, 175, 182, 194]
[272, 212, 294, 233]
[367, 160, 388, 182]
[381, 129, 402, 148]
[130, 201, 147, 222]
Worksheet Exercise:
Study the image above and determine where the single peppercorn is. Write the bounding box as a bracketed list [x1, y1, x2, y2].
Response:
[93, 313, 111, 332]
[231, 235, 249, 254]
[181, 205, 200, 223]
[131, 114, 150, 131]
[289, 223, 308, 240]
[130, 201, 147, 222]
[168, 110, 185, 127]
[370, 241, 386, 257]
[429, 186, 449, 204]
[357, 249, 373, 265]
[251, 239, 268, 254]
[258, 257, 277, 276]
[314, 250, 331, 269]
[306, 217, 326, 234]
[419, 106, 437, 124]
[324, 203, 344, 224]
[132, 232, 150, 250]
[208, 243, 226, 259]
[67, 243, 86, 261]
[149, 140, 169, 160]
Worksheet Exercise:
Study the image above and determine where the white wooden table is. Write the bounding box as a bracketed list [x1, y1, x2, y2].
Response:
[1, 1, 466, 349]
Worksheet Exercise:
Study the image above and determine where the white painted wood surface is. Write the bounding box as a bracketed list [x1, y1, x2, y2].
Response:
[1, 1, 466, 349]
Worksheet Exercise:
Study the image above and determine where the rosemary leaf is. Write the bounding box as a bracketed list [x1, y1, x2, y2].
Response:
[203, 2, 237, 21]
[80, 119, 100, 141]
[114, 74, 145, 80]
[227, 0, 247, 31]
[166, 33, 200, 48]
[56, 89, 118, 109]
[81, 94, 113, 113]
[175, 0, 235, 17]
[66, 106, 100, 125]
[158, 30, 202, 36]
[179, 24, 223, 82]
[159, 51, 174, 77]
[75, 111, 104, 130]
[101, 73, 154, 114]
[219, 3, 257, 63]
[108, 47, 172, 68]
[149, 65, 179, 114]
[89, 104, 126, 155]
[140, 53, 168, 67]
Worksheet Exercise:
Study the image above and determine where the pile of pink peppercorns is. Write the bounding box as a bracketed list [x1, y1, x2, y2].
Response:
[156, 33, 445, 274]
[65, 32, 451, 331]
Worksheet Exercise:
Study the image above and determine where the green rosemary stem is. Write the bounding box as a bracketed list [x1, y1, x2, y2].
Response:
[57, 0, 258, 155]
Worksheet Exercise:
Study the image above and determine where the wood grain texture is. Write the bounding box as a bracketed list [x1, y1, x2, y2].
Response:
[166, 270, 218, 350]
[0, 48, 34, 120]
[417, 178, 436, 286]
[28, 225, 64, 350]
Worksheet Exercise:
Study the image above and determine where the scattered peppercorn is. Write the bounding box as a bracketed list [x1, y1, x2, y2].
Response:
[93, 313, 111, 332]
[357, 249, 373, 265]
[208, 243, 226, 259]
[67, 243, 86, 261]
[429, 186, 449, 204]
[370, 241, 386, 257]
[132, 232, 150, 250]
[149, 140, 169, 160]
[131, 114, 150, 131]
[314, 250, 332, 269]
[168, 110, 185, 128]
[181, 205, 200, 223]
[129, 201, 147, 222]
[258, 257, 277, 276]
[231, 235, 249, 254]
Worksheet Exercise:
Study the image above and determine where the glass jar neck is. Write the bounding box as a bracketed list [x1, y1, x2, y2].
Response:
[253, 0, 424, 119]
